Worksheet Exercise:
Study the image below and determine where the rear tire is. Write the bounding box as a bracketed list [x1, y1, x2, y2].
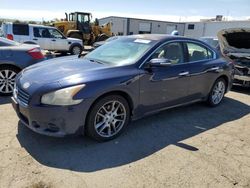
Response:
[0, 65, 20, 96]
[207, 78, 226, 107]
[86, 95, 130, 142]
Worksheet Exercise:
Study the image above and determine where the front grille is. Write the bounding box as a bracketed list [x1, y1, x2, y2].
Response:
[17, 86, 30, 106]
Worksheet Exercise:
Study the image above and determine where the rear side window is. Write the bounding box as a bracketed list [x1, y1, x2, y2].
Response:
[187, 43, 213, 62]
[13, 24, 29, 36]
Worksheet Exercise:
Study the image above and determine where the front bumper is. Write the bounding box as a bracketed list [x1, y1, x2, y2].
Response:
[11, 97, 92, 137]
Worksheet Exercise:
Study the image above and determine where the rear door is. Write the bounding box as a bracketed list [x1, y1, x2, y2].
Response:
[184, 42, 219, 99]
[12, 23, 30, 43]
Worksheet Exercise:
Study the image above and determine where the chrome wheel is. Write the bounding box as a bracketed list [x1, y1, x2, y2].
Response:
[0, 69, 17, 94]
[94, 100, 127, 138]
[211, 81, 225, 105]
[72, 46, 81, 55]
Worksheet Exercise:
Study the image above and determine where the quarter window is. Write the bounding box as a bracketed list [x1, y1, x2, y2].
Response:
[187, 43, 213, 62]
[150, 42, 184, 64]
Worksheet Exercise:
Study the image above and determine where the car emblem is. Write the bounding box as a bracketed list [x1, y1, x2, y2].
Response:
[23, 82, 30, 89]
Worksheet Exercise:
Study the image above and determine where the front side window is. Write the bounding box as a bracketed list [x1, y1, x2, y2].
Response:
[150, 42, 184, 64]
[49, 29, 64, 39]
[187, 43, 213, 62]
[33, 27, 52, 38]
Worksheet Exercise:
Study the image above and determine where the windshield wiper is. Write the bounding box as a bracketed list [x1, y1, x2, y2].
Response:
[86, 58, 105, 65]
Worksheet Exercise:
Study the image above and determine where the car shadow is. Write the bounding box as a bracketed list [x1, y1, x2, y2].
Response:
[16, 97, 250, 172]
[0, 96, 11, 105]
[232, 85, 250, 95]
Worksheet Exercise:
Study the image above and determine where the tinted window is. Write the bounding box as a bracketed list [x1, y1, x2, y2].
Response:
[150, 42, 184, 64]
[187, 43, 213, 62]
[13, 24, 29, 35]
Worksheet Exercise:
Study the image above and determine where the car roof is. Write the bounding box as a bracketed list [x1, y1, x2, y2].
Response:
[124, 34, 204, 44]
[3, 22, 55, 29]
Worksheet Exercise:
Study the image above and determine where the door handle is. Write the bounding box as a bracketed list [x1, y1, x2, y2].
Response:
[179, 71, 189, 76]
[51, 39, 56, 42]
[33, 38, 38, 41]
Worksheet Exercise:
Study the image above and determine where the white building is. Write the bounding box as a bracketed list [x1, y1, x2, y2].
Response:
[99, 16, 250, 39]
[99, 16, 185, 36]
[184, 20, 250, 38]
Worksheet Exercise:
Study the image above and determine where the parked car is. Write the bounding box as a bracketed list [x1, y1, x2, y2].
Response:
[199, 37, 219, 50]
[1, 22, 83, 55]
[12, 35, 233, 141]
[0, 37, 44, 95]
[217, 28, 250, 87]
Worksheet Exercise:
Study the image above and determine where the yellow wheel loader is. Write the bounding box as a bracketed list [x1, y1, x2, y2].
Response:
[53, 12, 112, 45]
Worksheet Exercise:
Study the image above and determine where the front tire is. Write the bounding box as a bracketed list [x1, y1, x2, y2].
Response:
[0, 65, 20, 96]
[207, 78, 226, 107]
[70, 45, 83, 55]
[86, 95, 130, 142]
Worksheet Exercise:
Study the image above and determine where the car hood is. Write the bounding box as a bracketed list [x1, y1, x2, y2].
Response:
[217, 28, 250, 55]
[20, 56, 109, 84]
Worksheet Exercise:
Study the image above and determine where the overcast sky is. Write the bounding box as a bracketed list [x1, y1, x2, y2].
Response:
[0, 0, 249, 22]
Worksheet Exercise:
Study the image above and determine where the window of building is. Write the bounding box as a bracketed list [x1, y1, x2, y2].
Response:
[188, 24, 195, 30]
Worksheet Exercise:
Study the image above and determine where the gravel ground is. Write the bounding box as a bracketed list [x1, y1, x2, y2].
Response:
[0, 86, 249, 188]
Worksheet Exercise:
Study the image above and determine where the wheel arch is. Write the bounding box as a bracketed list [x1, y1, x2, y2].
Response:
[0, 63, 22, 71]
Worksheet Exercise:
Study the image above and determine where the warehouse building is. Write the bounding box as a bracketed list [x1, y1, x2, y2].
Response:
[99, 16, 185, 36]
[184, 20, 250, 38]
[99, 16, 250, 39]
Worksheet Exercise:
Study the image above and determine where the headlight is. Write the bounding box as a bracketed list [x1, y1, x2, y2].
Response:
[41, 84, 85, 106]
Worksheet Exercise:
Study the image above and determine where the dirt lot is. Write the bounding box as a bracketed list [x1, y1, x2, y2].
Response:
[0, 86, 249, 188]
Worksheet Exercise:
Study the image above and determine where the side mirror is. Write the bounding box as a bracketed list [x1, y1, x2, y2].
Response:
[148, 58, 172, 67]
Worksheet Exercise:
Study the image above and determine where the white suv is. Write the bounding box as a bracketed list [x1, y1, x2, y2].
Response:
[2, 22, 83, 55]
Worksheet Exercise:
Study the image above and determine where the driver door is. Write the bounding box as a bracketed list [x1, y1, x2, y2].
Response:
[139, 42, 190, 113]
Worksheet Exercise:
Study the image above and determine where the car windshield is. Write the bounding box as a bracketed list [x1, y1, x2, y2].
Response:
[84, 38, 156, 66]
[0, 37, 19, 46]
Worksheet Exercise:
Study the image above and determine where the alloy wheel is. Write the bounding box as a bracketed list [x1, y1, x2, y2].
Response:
[72, 46, 81, 55]
[0, 69, 17, 94]
[94, 100, 127, 138]
[211, 81, 225, 105]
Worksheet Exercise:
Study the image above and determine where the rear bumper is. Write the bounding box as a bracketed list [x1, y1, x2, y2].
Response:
[11, 96, 93, 137]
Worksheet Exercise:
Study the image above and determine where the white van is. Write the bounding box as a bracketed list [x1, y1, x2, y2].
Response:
[2, 22, 83, 55]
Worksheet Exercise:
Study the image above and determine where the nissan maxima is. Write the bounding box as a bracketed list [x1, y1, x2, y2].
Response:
[12, 35, 234, 141]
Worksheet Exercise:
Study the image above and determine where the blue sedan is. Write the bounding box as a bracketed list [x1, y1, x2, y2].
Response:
[12, 35, 234, 141]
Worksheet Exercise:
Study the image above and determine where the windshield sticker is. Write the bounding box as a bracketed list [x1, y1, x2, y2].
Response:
[134, 39, 151, 44]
